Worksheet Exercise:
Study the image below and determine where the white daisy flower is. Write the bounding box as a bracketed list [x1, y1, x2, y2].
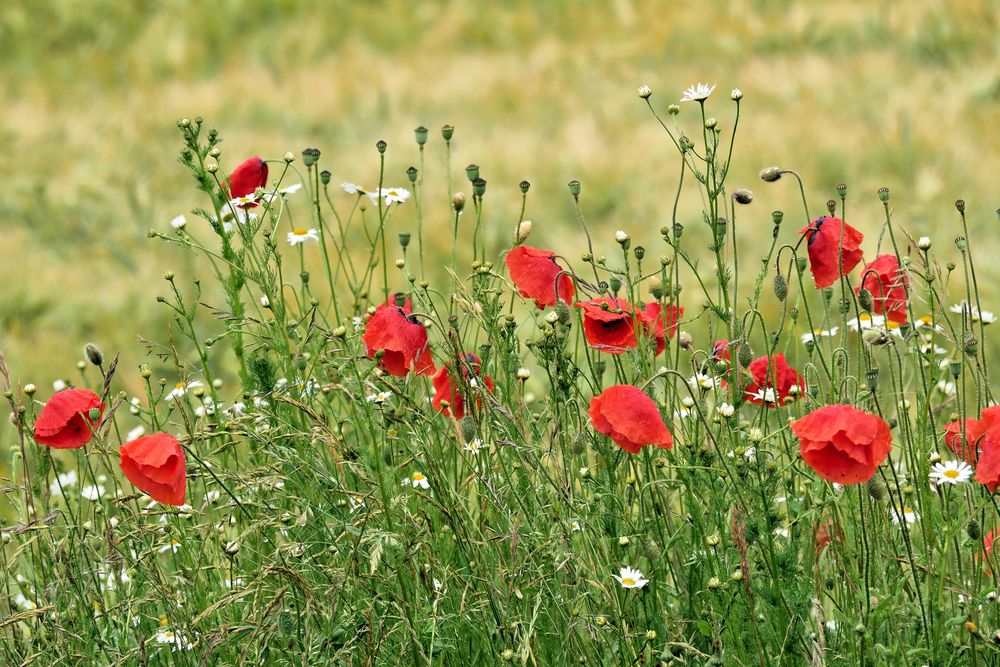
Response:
[929, 459, 972, 485]
[688, 373, 717, 391]
[341, 182, 366, 195]
[228, 194, 258, 209]
[348, 495, 366, 514]
[917, 342, 948, 356]
[81, 484, 105, 501]
[674, 408, 691, 419]
[571, 520, 582, 532]
[403, 472, 430, 490]
[261, 183, 304, 203]
[154, 628, 193, 651]
[126, 425, 145, 442]
[773, 528, 789, 538]
[464, 439, 483, 456]
[52, 379, 67, 391]
[169, 215, 187, 230]
[366, 391, 393, 404]
[680, 82, 717, 102]
[891, 505, 918, 525]
[917, 236, 931, 249]
[935, 379, 957, 396]
[613, 566, 649, 589]
[225, 577, 245, 589]
[49, 470, 79, 496]
[747, 387, 778, 404]
[204, 490, 221, 504]
[847, 313, 885, 331]
[166, 380, 203, 401]
[716, 402, 735, 418]
[614, 230, 629, 243]
[637, 85, 652, 99]
[381, 187, 412, 205]
[157, 539, 182, 554]
[801, 327, 839, 345]
[911, 315, 945, 332]
[287, 228, 319, 246]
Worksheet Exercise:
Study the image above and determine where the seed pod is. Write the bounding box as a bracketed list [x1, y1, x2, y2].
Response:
[414, 126, 428, 145]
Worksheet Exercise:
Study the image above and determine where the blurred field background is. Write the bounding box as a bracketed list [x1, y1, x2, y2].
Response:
[1, 0, 999, 407]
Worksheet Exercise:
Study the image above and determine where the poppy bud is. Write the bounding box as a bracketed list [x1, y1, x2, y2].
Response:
[667, 104, 679, 115]
[732, 189, 753, 205]
[84, 343, 104, 367]
[515, 220, 532, 243]
[760, 167, 783, 183]
[555, 301, 571, 325]
[773, 274, 788, 301]
[968, 519, 982, 540]
[795, 257, 808, 275]
[376, 139, 387, 155]
[414, 126, 428, 145]
[472, 178, 486, 198]
[441, 124, 454, 141]
[858, 288, 874, 312]
[460, 415, 477, 442]
[465, 164, 480, 182]
[567, 180, 581, 198]
[673, 223, 684, 240]
[877, 187, 889, 203]
[643, 538, 660, 561]
[738, 344, 753, 369]
[452, 193, 466, 213]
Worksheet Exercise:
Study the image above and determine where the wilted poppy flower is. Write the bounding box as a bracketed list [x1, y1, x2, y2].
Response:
[119, 433, 187, 506]
[792, 405, 892, 484]
[33, 388, 104, 449]
[362, 304, 435, 377]
[575, 297, 643, 354]
[744, 354, 804, 407]
[431, 353, 494, 419]
[857, 255, 908, 324]
[799, 216, 864, 288]
[505, 246, 574, 309]
[225, 156, 268, 207]
[588, 385, 673, 454]
[640, 303, 683, 355]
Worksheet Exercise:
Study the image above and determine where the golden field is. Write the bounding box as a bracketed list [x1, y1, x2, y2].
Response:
[1, 0, 998, 397]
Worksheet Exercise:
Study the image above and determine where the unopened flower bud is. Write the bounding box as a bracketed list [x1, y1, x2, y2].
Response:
[516, 220, 532, 243]
[638, 85, 652, 99]
[732, 188, 753, 205]
[731, 88, 743, 101]
[567, 180, 581, 197]
[406, 166, 418, 184]
[84, 343, 104, 367]
[760, 167, 783, 183]
[955, 199, 966, 214]
[773, 274, 788, 301]
[917, 236, 931, 250]
[858, 288, 874, 312]
[452, 193, 466, 213]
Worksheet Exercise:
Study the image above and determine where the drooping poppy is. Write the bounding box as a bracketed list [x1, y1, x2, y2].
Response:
[640, 302, 683, 355]
[431, 353, 495, 419]
[944, 418, 988, 465]
[225, 156, 268, 207]
[588, 385, 673, 454]
[744, 353, 804, 407]
[33, 388, 104, 449]
[505, 246, 575, 309]
[362, 304, 435, 377]
[792, 404, 892, 484]
[857, 255, 908, 325]
[799, 216, 864, 288]
[575, 297, 643, 354]
[119, 433, 187, 506]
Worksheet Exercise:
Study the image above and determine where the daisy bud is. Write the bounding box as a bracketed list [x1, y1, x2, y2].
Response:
[955, 199, 966, 214]
[866, 476, 887, 502]
[406, 166, 418, 184]
[375, 139, 387, 155]
[772, 274, 788, 301]
[223, 540, 240, 555]
[730, 569, 743, 582]
[441, 124, 454, 142]
[707, 576, 722, 590]
[567, 180, 582, 197]
[704, 117, 717, 129]
[516, 368, 531, 381]
[501, 650, 515, 661]
[163, 271, 174, 282]
[465, 164, 480, 182]
[617, 536, 630, 546]
[732, 189, 753, 205]
[917, 236, 931, 250]
[414, 126, 429, 145]
[614, 230, 630, 244]
[280, 151, 294, 164]
[206, 163, 218, 174]
[452, 193, 466, 213]
[667, 104, 679, 115]
[678, 331, 693, 350]
[23, 383, 36, 396]
[544, 311, 559, 325]
[333, 326, 347, 338]
[320, 170, 331, 185]
[472, 178, 487, 198]
[394, 259, 405, 269]
[928, 452, 941, 464]
[516, 220, 533, 243]
[84, 343, 104, 367]
[260, 295, 271, 309]
[519, 180, 531, 194]
[730, 88, 743, 101]
[877, 187, 889, 204]
[637, 85, 652, 99]
[644, 630, 657, 641]
[760, 167, 783, 183]
[177, 118, 191, 128]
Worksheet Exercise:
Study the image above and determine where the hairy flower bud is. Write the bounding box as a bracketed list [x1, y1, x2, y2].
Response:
[84, 343, 104, 367]
[773, 274, 788, 301]
[760, 167, 783, 183]
[452, 193, 466, 213]
[732, 188, 754, 205]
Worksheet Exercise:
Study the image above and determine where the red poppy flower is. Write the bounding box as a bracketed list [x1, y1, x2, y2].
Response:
[799, 216, 864, 288]
[711, 340, 732, 363]
[119, 433, 187, 506]
[792, 404, 892, 484]
[744, 353, 804, 407]
[975, 433, 1000, 493]
[815, 517, 843, 557]
[944, 417, 989, 464]
[856, 254, 908, 324]
[33, 388, 104, 449]
[588, 385, 673, 454]
[640, 303, 683, 355]
[431, 353, 495, 419]
[505, 246, 575, 309]
[225, 156, 268, 207]
[362, 304, 435, 377]
[575, 297, 643, 354]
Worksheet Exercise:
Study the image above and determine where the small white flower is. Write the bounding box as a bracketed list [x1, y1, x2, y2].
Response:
[743, 447, 757, 462]
[917, 236, 931, 250]
[613, 566, 649, 589]
[674, 408, 691, 419]
[382, 187, 411, 205]
[14, 593, 36, 611]
[433, 578, 443, 592]
[52, 379, 67, 391]
[716, 402, 735, 418]
[204, 490, 221, 504]
[352, 316, 364, 331]
[261, 183, 304, 203]
[800, 327, 839, 345]
[170, 215, 187, 230]
[637, 85, 652, 99]
[81, 484, 105, 501]
[847, 313, 885, 331]
[348, 495, 366, 513]
[154, 628, 193, 651]
[158, 539, 182, 554]
[832, 483, 844, 493]
[929, 459, 972, 485]
[614, 230, 630, 243]
[747, 387, 778, 404]
[891, 505, 918, 525]
[228, 194, 258, 209]
[130, 396, 141, 415]
[950, 301, 996, 325]
[681, 396, 695, 408]
[773, 527, 789, 538]
[571, 520, 582, 532]
[680, 82, 717, 102]
[366, 391, 393, 404]
[688, 373, 716, 391]
[49, 470, 78, 496]
[935, 379, 957, 396]
[917, 342, 948, 356]
[403, 472, 430, 490]
[126, 425, 145, 442]
[464, 439, 483, 456]
[166, 380, 203, 401]
[773, 496, 787, 504]
[225, 577, 245, 589]
[287, 228, 319, 246]
[260, 295, 270, 308]
[341, 182, 366, 195]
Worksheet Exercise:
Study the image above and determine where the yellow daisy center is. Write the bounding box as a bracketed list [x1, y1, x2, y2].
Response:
[293, 228, 308, 236]
[621, 577, 636, 586]
[412, 473, 426, 482]
[175, 382, 186, 390]
[944, 469, 960, 479]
